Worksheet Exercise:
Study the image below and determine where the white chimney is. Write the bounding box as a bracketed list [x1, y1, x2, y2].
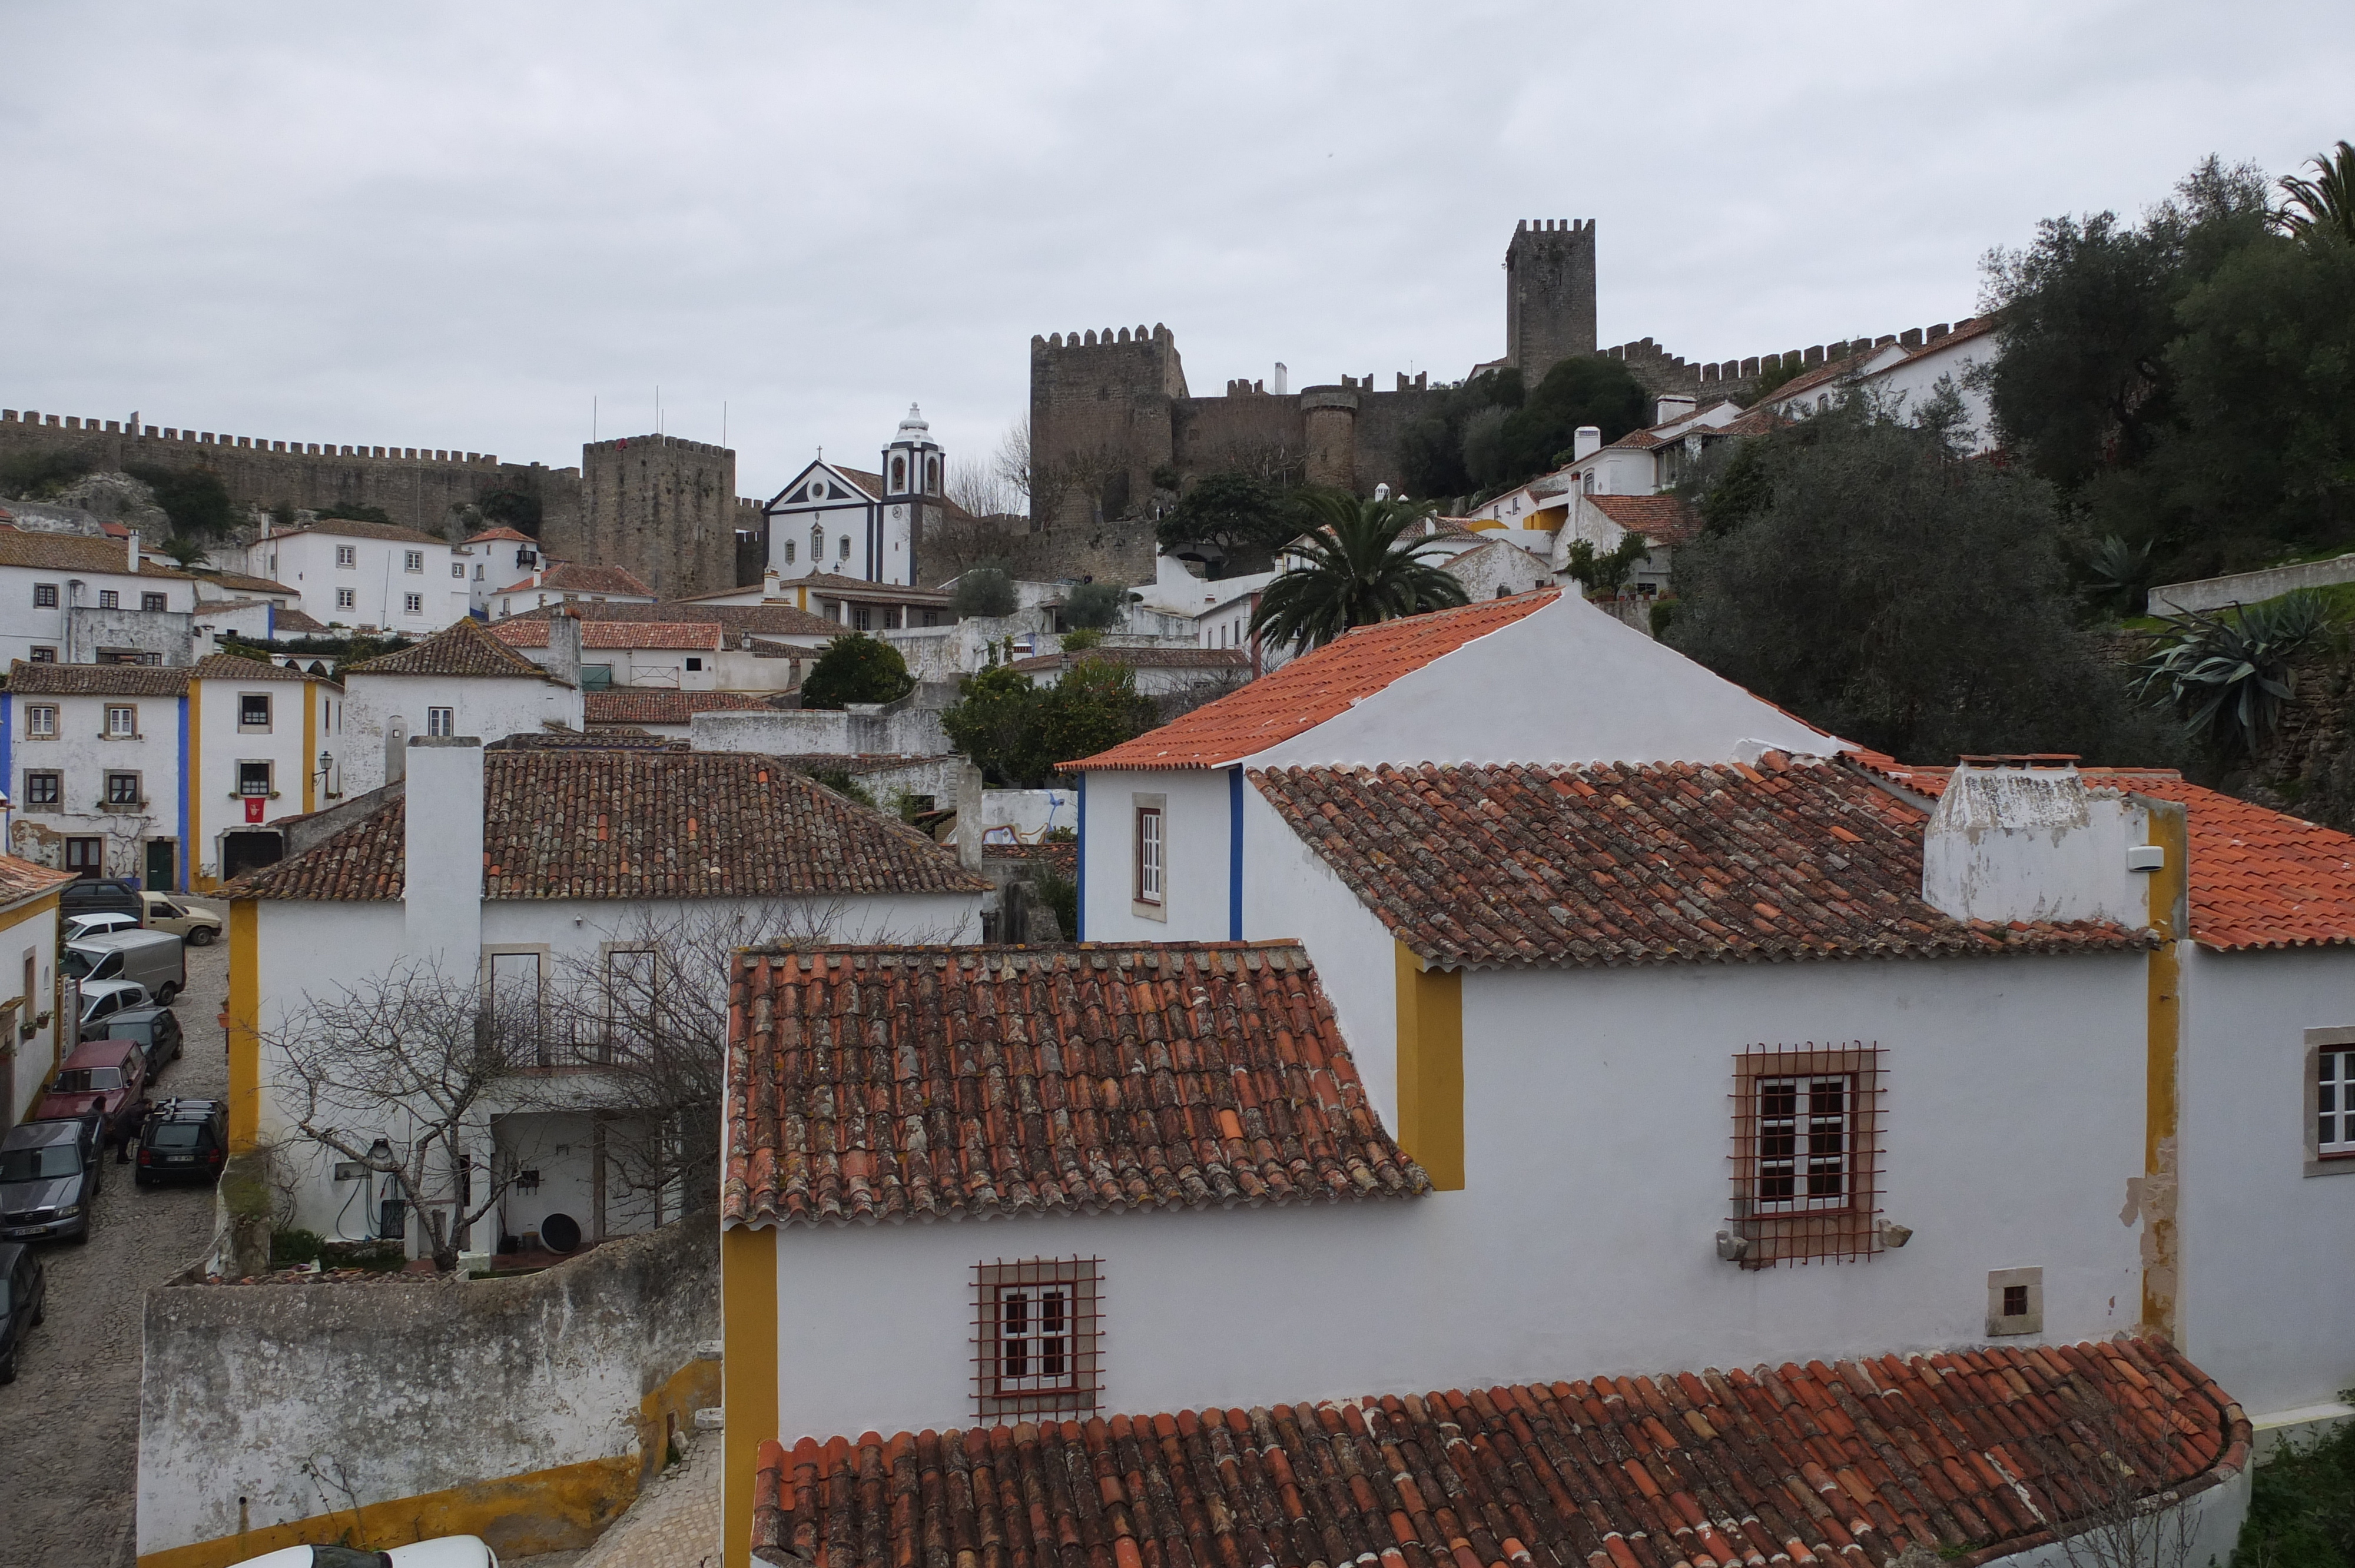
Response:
[1920, 759, 2154, 929]
[1654, 394, 1697, 427]
[126, 529, 140, 574]
[1273, 362, 1288, 396]
[402, 736, 484, 966]
[1573, 426, 1603, 462]
[763, 566, 782, 602]
[543, 609, 582, 688]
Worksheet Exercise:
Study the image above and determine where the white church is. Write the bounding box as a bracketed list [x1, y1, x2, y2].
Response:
[761, 404, 952, 588]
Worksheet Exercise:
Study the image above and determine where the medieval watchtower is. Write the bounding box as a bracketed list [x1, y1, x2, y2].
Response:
[576, 433, 739, 599]
[1504, 218, 1597, 380]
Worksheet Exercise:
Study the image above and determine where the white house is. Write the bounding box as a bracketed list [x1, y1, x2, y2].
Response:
[0, 852, 78, 1130]
[4, 662, 195, 886]
[1760, 317, 1998, 450]
[338, 617, 585, 796]
[246, 517, 473, 632]
[187, 656, 350, 887]
[0, 526, 198, 666]
[460, 526, 543, 613]
[482, 560, 658, 621]
[1064, 590, 2355, 1446]
[224, 741, 990, 1263]
[764, 406, 964, 589]
[1551, 491, 1703, 597]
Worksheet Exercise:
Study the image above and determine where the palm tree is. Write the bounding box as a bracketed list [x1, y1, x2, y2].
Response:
[158, 534, 211, 570]
[1248, 491, 1470, 653]
[2277, 139, 2355, 247]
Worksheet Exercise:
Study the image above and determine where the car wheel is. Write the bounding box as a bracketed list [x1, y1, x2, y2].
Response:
[134, 1172, 149, 1187]
[187, 927, 214, 947]
[0, 1353, 15, 1384]
[71, 1223, 91, 1244]
[154, 983, 178, 1005]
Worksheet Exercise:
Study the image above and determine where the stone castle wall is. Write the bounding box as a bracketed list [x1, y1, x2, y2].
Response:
[0, 406, 580, 542]
[1505, 218, 1597, 372]
[575, 434, 744, 599]
[1027, 326, 1185, 525]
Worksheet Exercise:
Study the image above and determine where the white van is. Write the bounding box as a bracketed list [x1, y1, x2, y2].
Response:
[64, 929, 184, 1006]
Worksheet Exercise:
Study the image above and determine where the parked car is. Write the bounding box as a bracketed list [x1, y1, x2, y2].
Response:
[0, 1241, 45, 1383]
[59, 877, 142, 929]
[78, 979, 151, 1041]
[229, 1536, 499, 1567]
[37, 1038, 148, 1147]
[140, 892, 222, 946]
[135, 1098, 227, 1187]
[0, 1118, 102, 1241]
[105, 1005, 183, 1080]
[64, 928, 185, 1005]
[66, 911, 141, 941]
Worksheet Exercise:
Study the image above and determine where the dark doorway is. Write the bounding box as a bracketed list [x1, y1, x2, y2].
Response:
[220, 830, 284, 882]
[65, 838, 103, 878]
[145, 839, 177, 892]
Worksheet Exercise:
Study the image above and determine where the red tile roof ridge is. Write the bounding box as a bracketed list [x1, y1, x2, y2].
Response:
[750, 1335, 2249, 1568]
[1075, 591, 1561, 770]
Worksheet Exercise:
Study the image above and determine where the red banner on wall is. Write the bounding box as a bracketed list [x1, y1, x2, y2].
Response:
[244, 796, 266, 825]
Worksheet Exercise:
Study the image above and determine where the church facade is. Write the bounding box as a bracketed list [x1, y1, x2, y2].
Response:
[761, 405, 950, 588]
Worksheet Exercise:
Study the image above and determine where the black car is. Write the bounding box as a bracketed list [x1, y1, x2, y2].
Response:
[104, 1006, 183, 1081]
[58, 878, 142, 929]
[0, 1241, 45, 1383]
[135, 1099, 227, 1187]
[0, 1118, 102, 1242]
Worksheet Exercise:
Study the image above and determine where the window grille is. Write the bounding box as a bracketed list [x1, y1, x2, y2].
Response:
[240, 694, 271, 729]
[141, 593, 167, 612]
[105, 706, 135, 738]
[2321, 1048, 2355, 1157]
[1134, 807, 1163, 904]
[98, 590, 119, 609]
[1730, 1044, 1883, 1265]
[837, 535, 850, 560]
[404, 593, 423, 614]
[973, 1257, 1102, 1421]
[26, 706, 55, 739]
[404, 550, 424, 572]
[238, 762, 271, 797]
[451, 563, 465, 579]
[782, 540, 795, 564]
[336, 546, 356, 567]
[336, 589, 356, 609]
[33, 584, 57, 607]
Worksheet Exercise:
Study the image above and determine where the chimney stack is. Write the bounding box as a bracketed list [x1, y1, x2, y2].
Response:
[1573, 426, 1603, 462]
[402, 736, 484, 965]
[127, 529, 140, 574]
[1920, 757, 2157, 929]
[1654, 395, 1697, 427]
[544, 608, 582, 689]
[1273, 362, 1288, 396]
[763, 566, 782, 602]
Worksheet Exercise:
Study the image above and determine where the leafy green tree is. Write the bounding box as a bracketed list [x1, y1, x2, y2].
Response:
[1033, 656, 1159, 776]
[1249, 491, 1470, 654]
[126, 464, 240, 535]
[1060, 581, 1126, 629]
[798, 633, 915, 709]
[1666, 400, 2173, 765]
[477, 489, 542, 534]
[940, 663, 1043, 785]
[1156, 471, 1294, 572]
[1485, 356, 1650, 490]
[1395, 368, 1522, 502]
[1562, 532, 1649, 596]
[951, 565, 1017, 619]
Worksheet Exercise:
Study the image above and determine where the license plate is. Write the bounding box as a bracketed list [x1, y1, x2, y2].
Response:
[4, 1225, 45, 1237]
[167, 1155, 193, 1164]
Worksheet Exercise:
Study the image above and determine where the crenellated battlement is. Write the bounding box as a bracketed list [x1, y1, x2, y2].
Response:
[0, 407, 505, 466]
[1514, 218, 1594, 235]
[1030, 324, 1175, 354]
[583, 433, 735, 458]
[1608, 315, 1988, 397]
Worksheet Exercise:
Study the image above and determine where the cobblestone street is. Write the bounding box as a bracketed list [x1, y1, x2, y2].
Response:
[0, 907, 229, 1568]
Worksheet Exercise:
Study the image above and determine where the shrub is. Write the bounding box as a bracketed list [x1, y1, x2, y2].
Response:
[804, 767, 878, 808]
[315, 502, 396, 525]
[1060, 582, 1126, 630]
[951, 566, 1018, 619]
[799, 632, 915, 709]
[270, 1227, 326, 1268]
[1059, 626, 1104, 652]
[126, 464, 238, 535]
[1036, 868, 1077, 938]
[0, 449, 94, 499]
[2132, 590, 2333, 755]
[2229, 1404, 2355, 1568]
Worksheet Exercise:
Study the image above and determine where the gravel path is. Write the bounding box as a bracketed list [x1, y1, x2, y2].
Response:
[0, 907, 230, 1568]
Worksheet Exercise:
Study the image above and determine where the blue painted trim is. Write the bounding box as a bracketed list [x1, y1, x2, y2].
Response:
[176, 696, 191, 891]
[266, 602, 275, 639]
[0, 695, 12, 853]
[1074, 773, 1087, 942]
[1228, 766, 1243, 941]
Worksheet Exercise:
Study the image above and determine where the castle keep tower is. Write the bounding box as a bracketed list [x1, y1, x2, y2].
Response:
[1504, 218, 1597, 380]
[576, 434, 739, 599]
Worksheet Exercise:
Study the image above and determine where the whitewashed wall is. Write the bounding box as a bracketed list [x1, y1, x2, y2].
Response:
[2178, 944, 2355, 1417]
[250, 531, 472, 631]
[1, 896, 61, 1126]
[759, 949, 2151, 1443]
[0, 562, 194, 665]
[1076, 768, 1228, 942]
[340, 673, 583, 795]
[6, 690, 184, 882]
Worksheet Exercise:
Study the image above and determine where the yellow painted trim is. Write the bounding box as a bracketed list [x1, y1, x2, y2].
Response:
[1393, 942, 1465, 1190]
[186, 680, 201, 893]
[722, 1222, 780, 1568]
[134, 1453, 639, 1568]
[302, 677, 318, 815]
[2141, 799, 2189, 1337]
[226, 900, 259, 1152]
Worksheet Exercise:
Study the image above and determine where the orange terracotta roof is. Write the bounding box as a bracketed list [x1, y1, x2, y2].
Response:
[1840, 754, 2355, 952]
[725, 942, 1425, 1227]
[492, 619, 724, 652]
[1253, 758, 2150, 968]
[465, 526, 537, 544]
[583, 689, 778, 726]
[0, 853, 76, 908]
[1075, 592, 1560, 769]
[1587, 493, 1701, 547]
[751, 1337, 2250, 1568]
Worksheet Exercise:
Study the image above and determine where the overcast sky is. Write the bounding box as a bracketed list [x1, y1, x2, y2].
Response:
[4, 2, 2349, 501]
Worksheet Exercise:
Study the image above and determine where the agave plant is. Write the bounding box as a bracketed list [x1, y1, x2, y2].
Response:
[2082, 535, 2154, 617]
[1249, 492, 1469, 653]
[2132, 590, 2333, 754]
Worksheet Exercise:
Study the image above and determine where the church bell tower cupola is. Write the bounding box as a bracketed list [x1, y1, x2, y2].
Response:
[883, 403, 943, 499]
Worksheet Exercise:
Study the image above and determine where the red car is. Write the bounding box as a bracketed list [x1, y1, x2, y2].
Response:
[36, 1039, 150, 1149]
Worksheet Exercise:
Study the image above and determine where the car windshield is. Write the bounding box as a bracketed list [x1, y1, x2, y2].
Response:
[0, 1145, 81, 1181]
[151, 1124, 201, 1150]
[53, 1067, 121, 1092]
[109, 1021, 154, 1044]
[61, 950, 94, 980]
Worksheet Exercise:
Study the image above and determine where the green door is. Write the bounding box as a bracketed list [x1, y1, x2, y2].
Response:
[144, 838, 177, 892]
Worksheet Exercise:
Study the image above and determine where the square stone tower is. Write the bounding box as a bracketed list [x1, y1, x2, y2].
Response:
[575, 434, 739, 599]
[1504, 218, 1597, 380]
